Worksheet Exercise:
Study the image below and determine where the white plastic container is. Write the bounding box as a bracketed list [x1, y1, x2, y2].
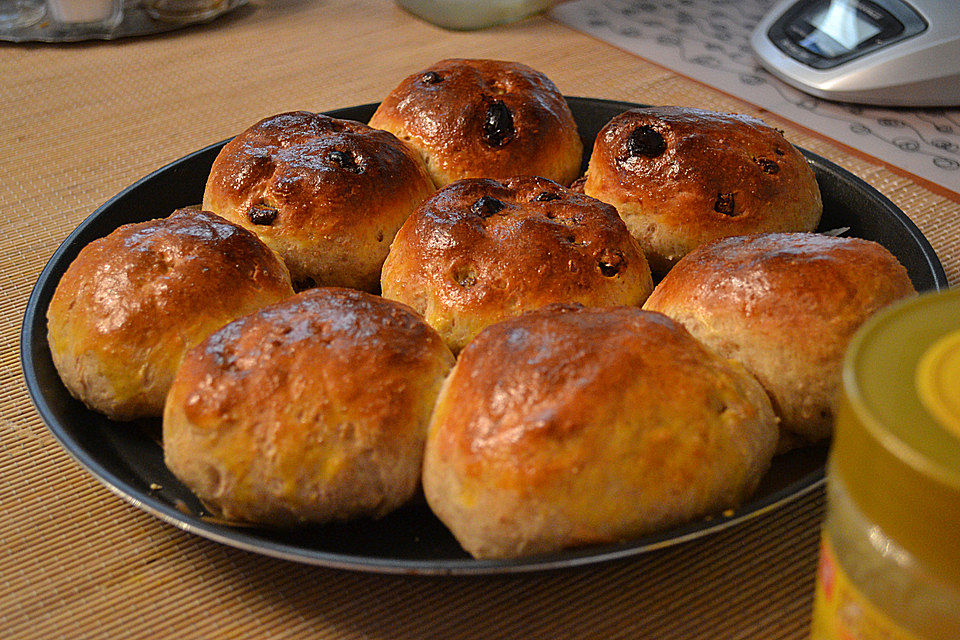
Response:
[396, 0, 556, 30]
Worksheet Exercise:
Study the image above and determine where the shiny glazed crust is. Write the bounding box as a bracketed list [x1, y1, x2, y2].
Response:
[203, 111, 435, 291]
[380, 176, 654, 352]
[583, 107, 822, 274]
[46, 209, 294, 421]
[643, 233, 916, 444]
[163, 287, 455, 526]
[422, 304, 778, 559]
[369, 58, 582, 188]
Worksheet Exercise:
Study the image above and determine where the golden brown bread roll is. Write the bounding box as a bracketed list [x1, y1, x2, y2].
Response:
[163, 287, 455, 526]
[582, 106, 822, 274]
[202, 111, 435, 291]
[369, 58, 582, 188]
[643, 232, 916, 445]
[381, 176, 654, 352]
[46, 208, 294, 421]
[422, 304, 778, 559]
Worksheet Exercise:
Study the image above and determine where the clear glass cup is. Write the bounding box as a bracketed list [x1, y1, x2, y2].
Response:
[0, 0, 45, 29]
[45, 0, 123, 33]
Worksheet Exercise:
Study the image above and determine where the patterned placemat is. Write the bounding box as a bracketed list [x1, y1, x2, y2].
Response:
[552, 0, 960, 199]
[1, 2, 956, 637]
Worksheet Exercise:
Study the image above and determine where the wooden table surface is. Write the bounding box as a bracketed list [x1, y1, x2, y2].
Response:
[2, 1, 957, 638]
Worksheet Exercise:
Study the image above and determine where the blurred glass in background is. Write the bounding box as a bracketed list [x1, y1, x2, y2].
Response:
[0, 0, 45, 28]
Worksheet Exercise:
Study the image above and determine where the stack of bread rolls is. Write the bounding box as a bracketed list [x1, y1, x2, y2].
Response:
[46, 58, 915, 560]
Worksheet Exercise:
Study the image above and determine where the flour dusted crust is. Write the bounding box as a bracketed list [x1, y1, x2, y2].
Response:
[46, 208, 294, 420]
[583, 106, 822, 274]
[381, 176, 653, 352]
[163, 287, 454, 526]
[422, 304, 778, 559]
[369, 58, 582, 188]
[643, 232, 916, 445]
[203, 111, 435, 291]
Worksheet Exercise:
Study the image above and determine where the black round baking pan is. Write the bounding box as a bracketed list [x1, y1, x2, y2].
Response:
[20, 98, 948, 575]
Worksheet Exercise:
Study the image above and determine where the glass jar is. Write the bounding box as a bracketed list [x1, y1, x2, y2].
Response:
[145, 0, 227, 24]
[811, 288, 960, 639]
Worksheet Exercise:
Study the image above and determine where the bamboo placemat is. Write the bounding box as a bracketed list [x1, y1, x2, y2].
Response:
[1, 2, 957, 638]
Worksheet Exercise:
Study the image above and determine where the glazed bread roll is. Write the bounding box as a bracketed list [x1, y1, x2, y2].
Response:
[203, 111, 435, 291]
[46, 208, 294, 421]
[423, 304, 778, 559]
[643, 233, 916, 445]
[163, 287, 455, 526]
[381, 176, 653, 352]
[369, 58, 582, 188]
[583, 107, 822, 274]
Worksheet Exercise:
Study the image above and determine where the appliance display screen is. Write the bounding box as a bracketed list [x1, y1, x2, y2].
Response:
[798, 2, 882, 57]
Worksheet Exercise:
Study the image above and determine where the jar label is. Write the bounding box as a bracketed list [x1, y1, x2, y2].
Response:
[811, 535, 923, 640]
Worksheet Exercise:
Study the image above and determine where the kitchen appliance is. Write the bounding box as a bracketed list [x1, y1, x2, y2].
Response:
[751, 0, 960, 106]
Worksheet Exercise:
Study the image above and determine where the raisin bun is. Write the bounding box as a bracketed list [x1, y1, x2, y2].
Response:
[380, 176, 653, 353]
[368, 58, 582, 188]
[202, 111, 435, 291]
[643, 233, 916, 446]
[46, 209, 294, 421]
[583, 107, 822, 274]
[423, 304, 778, 559]
[163, 288, 454, 526]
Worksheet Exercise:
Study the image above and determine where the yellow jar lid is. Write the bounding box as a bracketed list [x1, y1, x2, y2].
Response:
[836, 288, 960, 587]
[917, 329, 960, 436]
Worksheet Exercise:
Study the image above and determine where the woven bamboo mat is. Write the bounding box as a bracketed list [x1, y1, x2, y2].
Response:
[1, 1, 957, 638]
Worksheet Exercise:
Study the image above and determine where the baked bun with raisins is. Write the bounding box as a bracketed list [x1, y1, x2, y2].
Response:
[583, 107, 822, 274]
[643, 232, 916, 447]
[422, 304, 778, 559]
[369, 59, 582, 188]
[164, 287, 454, 526]
[203, 111, 435, 291]
[46, 208, 294, 421]
[381, 176, 653, 352]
